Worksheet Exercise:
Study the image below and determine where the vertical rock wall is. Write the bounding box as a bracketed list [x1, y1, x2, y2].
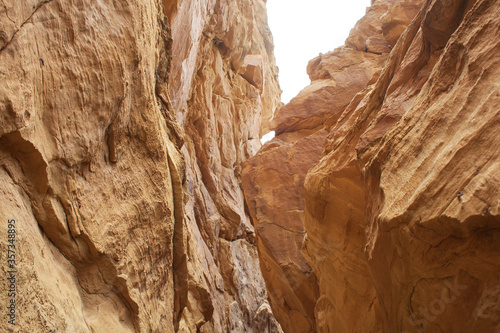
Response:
[244, 0, 500, 332]
[168, 0, 282, 331]
[242, 1, 421, 332]
[358, 0, 500, 330]
[304, 0, 500, 330]
[0, 0, 281, 332]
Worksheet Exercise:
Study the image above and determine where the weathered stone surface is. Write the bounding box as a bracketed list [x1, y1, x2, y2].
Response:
[0, 1, 179, 331]
[242, 1, 422, 332]
[304, 0, 500, 332]
[380, 0, 422, 47]
[271, 48, 386, 135]
[241, 47, 382, 329]
[0, 0, 281, 332]
[170, 0, 282, 330]
[346, 0, 423, 53]
[242, 128, 324, 333]
[4, 0, 497, 331]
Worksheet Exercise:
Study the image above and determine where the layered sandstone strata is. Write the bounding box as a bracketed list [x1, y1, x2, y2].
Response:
[0, 0, 281, 332]
[242, 0, 422, 332]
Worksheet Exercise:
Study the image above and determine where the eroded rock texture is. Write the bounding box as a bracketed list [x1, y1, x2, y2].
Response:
[168, 0, 282, 332]
[244, 0, 499, 332]
[0, 0, 281, 332]
[242, 1, 422, 332]
[303, 0, 499, 332]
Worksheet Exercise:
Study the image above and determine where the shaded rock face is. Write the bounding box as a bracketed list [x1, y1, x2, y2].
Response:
[303, 0, 499, 332]
[168, 0, 282, 331]
[244, 0, 500, 331]
[242, 1, 422, 332]
[0, 0, 281, 332]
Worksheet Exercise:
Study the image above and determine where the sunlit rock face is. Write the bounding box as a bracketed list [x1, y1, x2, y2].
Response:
[242, 0, 422, 332]
[244, 0, 500, 332]
[0, 0, 281, 331]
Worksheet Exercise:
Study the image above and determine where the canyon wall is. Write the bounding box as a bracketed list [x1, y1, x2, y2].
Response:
[0, 0, 281, 332]
[242, 0, 421, 331]
[244, 0, 500, 332]
[2, 0, 499, 331]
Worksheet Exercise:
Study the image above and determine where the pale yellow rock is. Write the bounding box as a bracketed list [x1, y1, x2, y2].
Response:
[0, 0, 281, 332]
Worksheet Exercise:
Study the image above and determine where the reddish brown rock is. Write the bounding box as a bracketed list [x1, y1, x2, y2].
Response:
[242, 1, 422, 332]
[242, 46, 386, 332]
[271, 48, 386, 135]
[242, 129, 324, 333]
[304, 0, 500, 332]
[346, 0, 423, 53]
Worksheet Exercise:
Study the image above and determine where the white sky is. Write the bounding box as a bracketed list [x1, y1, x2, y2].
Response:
[266, 0, 371, 104]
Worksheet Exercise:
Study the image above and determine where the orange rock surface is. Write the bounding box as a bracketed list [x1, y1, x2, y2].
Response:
[2, 0, 499, 331]
[0, 0, 281, 331]
[169, 0, 282, 331]
[242, 1, 422, 332]
[242, 0, 499, 331]
[304, 0, 500, 332]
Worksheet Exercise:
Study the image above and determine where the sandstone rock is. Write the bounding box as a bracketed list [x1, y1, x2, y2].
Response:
[0, 0, 281, 332]
[346, 0, 423, 53]
[4, 0, 495, 331]
[380, 0, 423, 47]
[304, 0, 500, 332]
[271, 48, 386, 135]
[170, 0, 282, 329]
[366, 37, 392, 54]
[241, 55, 265, 92]
[242, 1, 422, 332]
[242, 129, 325, 333]
[0, 1, 180, 330]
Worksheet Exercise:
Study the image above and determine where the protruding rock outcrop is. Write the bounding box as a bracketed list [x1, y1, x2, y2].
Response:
[305, 0, 500, 330]
[244, 0, 500, 331]
[242, 1, 422, 331]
